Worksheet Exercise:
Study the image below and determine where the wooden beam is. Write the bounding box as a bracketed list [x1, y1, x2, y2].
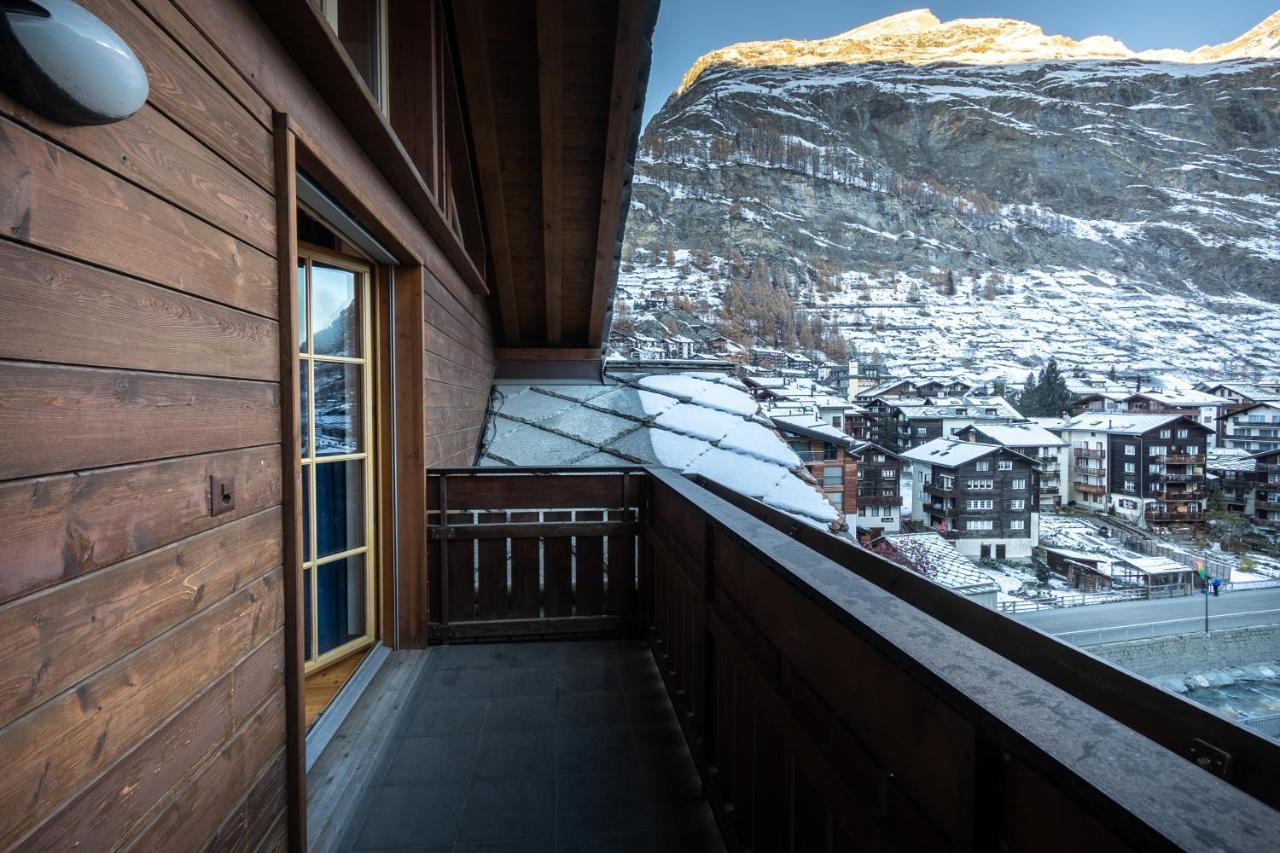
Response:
[537, 0, 563, 344]
[272, 113, 307, 853]
[452, 1, 521, 345]
[586, 0, 647, 346]
[494, 347, 602, 361]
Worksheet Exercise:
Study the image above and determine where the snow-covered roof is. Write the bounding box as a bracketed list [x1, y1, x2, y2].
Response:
[480, 372, 841, 525]
[1200, 381, 1280, 402]
[1128, 389, 1230, 407]
[1207, 448, 1257, 473]
[961, 422, 1066, 448]
[880, 533, 1000, 594]
[771, 414, 851, 445]
[1030, 416, 1072, 431]
[893, 396, 1021, 420]
[1066, 412, 1192, 434]
[900, 437, 1004, 467]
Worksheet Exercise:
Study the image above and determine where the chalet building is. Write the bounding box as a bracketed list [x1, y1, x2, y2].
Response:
[854, 376, 974, 402]
[750, 345, 787, 371]
[774, 415, 858, 514]
[3, 2, 1278, 850]
[1123, 390, 1229, 445]
[1064, 415, 1212, 527]
[821, 360, 850, 396]
[664, 334, 696, 359]
[954, 422, 1068, 508]
[891, 396, 1023, 451]
[1208, 450, 1258, 516]
[1071, 391, 1129, 414]
[1222, 402, 1280, 454]
[850, 440, 905, 534]
[1060, 416, 1112, 510]
[1197, 380, 1280, 406]
[846, 357, 886, 397]
[1254, 449, 1280, 530]
[903, 439, 1041, 560]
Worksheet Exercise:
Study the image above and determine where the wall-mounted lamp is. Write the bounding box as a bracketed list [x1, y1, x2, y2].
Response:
[0, 0, 148, 125]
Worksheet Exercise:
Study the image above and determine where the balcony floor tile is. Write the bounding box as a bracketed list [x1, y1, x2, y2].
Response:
[340, 640, 724, 853]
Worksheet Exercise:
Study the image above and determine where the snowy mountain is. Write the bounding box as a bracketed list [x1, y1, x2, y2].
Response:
[620, 9, 1280, 382]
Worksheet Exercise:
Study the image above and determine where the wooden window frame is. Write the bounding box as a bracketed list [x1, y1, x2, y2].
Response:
[296, 241, 380, 674]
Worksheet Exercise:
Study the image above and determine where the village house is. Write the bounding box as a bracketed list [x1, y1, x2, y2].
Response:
[902, 438, 1041, 560]
[954, 422, 1068, 508]
[1207, 449, 1258, 517]
[1122, 389, 1230, 446]
[1222, 401, 1280, 454]
[890, 396, 1024, 451]
[1254, 449, 1280, 530]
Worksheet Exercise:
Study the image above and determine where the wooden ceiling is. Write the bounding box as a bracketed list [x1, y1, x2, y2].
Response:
[451, 0, 656, 352]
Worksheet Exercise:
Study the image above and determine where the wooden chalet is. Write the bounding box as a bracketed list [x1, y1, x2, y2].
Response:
[2, 2, 1280, 851]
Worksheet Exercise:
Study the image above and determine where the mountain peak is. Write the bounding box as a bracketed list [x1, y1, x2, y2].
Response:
[676, 9, 1280, 94]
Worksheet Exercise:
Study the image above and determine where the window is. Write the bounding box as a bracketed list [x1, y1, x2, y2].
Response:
[1124, 480, 1136, 493]
[1159, 429, 1171, 439]
[1009, 519, 1025, 531]
[873, 454, 885, 463]
[823, 466, 844, 487]
[318, 0, 387, 109]
[1124, 444, 1136, 455]
[1010, 499, 1025, 510]
[966, 479, 994, 490]
[967, 499, 994, 510]
[998, 459, 1012, 470]
[881, 468, 896, 479]
[916, 427, 926, 435]
[975, 460, 991, 472]
[966, 519, 994, 531]
[1011, 479, 1027, 490]
[823, 444, 838, 461]
[1124, 462, 1135, 473]
[298, 245, 376, 669]
[1149, 445, 1166, 457]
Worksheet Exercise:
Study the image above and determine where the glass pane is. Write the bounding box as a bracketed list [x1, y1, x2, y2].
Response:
[314, 459, 365, 559]
[299, 359, 310, 457]
[296, 262, 307, 351]
[312, 263, 360, 357]
[302, 464, 312, 564]
[313, 362, 362, 455]
[303, 566, 313, 661]
[316, 554, 366, 655]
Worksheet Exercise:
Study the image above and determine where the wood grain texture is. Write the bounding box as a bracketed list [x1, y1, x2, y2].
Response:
[0, 570, 283, 849]
[0, 508, 282, 729]
[537, 0, 564, 344]
[396, 265, 430, 647]
[15, 631, 283, 853]
[0, 362, 280, 481]
[0, 116, 277, 319]
[76, 0, 275, 190]
[0, 92, 276, 255]
[0, 240, 278, 381]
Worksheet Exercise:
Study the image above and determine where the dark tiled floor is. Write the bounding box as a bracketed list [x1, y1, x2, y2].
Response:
[341, 640, 726, 853]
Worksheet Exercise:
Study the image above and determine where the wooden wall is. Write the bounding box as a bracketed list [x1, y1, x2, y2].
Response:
[0, 0, 495, 849]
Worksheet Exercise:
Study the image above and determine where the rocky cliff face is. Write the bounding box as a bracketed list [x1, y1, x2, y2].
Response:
[619, 11, 1280, 378]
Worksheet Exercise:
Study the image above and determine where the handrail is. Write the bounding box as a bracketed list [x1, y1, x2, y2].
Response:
[687, 472, 1280, 810]
[656, 469, 1280, 848]
[1056, 609, 1280, 646]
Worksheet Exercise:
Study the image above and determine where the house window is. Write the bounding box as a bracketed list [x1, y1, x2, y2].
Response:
[1124, 480, 1136, 492]
[1149, 445, 1166, 457]
[1124, 444, 1136, 455]
[916, 427, 926, 435]
[873, 454, 885, 463]
[823, 444, 838, 461]
[881, 468, 896, 479]
[1159, 430, 1171, 439]
[967, 499, 994, 510]
[823, 466, 844, 487]
[1124, 462, 1135, 473]
[1010, 499, 1025, 510]
[1011, 479, 1027, 490]
[318, 0, 388, 109]
[298, 245, 376, 669]
[998, 460, 1013, 470]
[1009, 519, 1025, 531]
[976, 460, 991, 472]
[966, 519, 994, 531]
[966, 479, 994, 490]
[1177, 429, 1188, 438]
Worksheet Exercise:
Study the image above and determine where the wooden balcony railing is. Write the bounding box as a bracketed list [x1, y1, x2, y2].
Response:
[422, 465, 1280, 851]
[1073, 447, 1105, 459]
[1146, 510, 1205, 523]
[1074, 482, 1108, 496]
[1155, 453, 1206, 464]
[922, 481, 956, 498]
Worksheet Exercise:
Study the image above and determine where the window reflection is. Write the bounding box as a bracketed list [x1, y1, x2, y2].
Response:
[316, 555, 366, 655]
[313, 362, 362, 455]
[314, 459, 365, 559]
[312, 263, 360, 357]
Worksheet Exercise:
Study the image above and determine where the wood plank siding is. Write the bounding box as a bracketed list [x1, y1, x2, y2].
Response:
[0, 0, 494, 849]
[0, 0, 651, 847]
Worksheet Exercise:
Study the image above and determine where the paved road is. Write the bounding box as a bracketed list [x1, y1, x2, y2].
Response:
[1013, 587, 1280, 634]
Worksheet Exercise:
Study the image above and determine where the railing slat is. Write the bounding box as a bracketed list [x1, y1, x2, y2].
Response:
[575, 511, 605, 615]
[477, 537, 507, 620]
[543, 514, 573, 617]
[509, 536, 541, 619]
[446, 538, 474, 622]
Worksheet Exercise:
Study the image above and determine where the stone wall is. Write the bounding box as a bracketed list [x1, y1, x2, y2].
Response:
[1088, 625, 1280, 678]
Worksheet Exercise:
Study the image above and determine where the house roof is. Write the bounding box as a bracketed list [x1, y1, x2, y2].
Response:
[480, 371, 841, 525]
[771, 414, 850, 446]
[900, 438, 1006, 467]
[1065, 413, 1210, 434]
[1200, 381, 1280, 402]
[960, 422, 1066, 448]
[880, 533, 1000, 594]
[1126, 390, 1229, 407]
[1207, 448, 1257, 473]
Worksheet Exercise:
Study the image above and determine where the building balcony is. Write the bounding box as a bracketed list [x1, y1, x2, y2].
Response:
[377, 465, 1280, 853]
[1155, 453, 1206, 464]
[1073, 447, 1105, 459]
[1256, 499, 1280, 512]
[1146, 509, 1205, 524]
[1074, 482, 1108, 496]
[1258, 463, 1280, 474]
[1072, 463, 1105, 475]
[859, 492, 904, 507]
[922, 481, 957, 498]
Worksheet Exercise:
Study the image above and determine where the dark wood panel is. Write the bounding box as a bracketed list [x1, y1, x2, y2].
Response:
[77, 0, 275, 190]
[0, 446, 280, 606]
[206, 749, 289, 853]
[0, 240, 278, 380]
[425, 383, 491, 412]
[510, 536, 541, 619]
[0, 508, 281, 728]
[425, 293, 492, 358]
[606, 532, 635, 616]
[0, 93, 276, 255]
[425, 352, 494, 391]
[543, 536, 573, 617]
[424, 271, 493, 341]
[0, 116, 277, 319]
[394, 265, 429, 647]
[0, 570, 283, 848]
[476, 537, 508, 620]
[426, 406, 490, 438]
[426, 426, 483, 466]
[0, 363, 280, 481]
[17, 631, 284, 853]
[428, 473, 634, 512]
[425, 323, 494, 377]
[126, 690, 287, 852]
[447, 539, 475, 621]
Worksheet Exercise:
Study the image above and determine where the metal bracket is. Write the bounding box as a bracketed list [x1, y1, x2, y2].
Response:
[1189, 739, 1232, 778]
[210, 474, 236, 517]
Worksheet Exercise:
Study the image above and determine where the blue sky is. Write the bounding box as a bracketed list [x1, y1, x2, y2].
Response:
[643, 2, 1280, 123]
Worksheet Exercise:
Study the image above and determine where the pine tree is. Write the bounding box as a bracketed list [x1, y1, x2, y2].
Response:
[1019, 371, 1039, 414]
[907, 281, 921, 304]
[943, 269, 957, 297]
